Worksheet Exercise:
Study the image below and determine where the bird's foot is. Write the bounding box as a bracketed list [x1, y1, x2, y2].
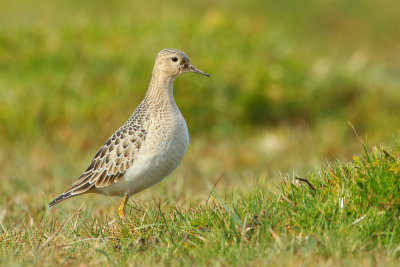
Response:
[118, 193, 130, 219]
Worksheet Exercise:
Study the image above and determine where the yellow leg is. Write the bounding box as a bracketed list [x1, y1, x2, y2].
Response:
[118, 193, 130, 218]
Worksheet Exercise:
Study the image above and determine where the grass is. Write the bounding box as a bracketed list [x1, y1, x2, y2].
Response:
[1, 0, 400, 265]
[0, 142, 399, 266]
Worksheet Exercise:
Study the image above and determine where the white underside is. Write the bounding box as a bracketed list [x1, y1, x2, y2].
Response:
[98, 117, 189, 196]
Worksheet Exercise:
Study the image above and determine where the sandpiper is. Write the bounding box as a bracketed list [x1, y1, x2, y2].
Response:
[49, 48, 210, 217]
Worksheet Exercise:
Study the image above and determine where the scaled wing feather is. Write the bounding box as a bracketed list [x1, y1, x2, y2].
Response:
[65, 126, 145, 195]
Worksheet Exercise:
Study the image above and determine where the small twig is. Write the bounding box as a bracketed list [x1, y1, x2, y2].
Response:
[383, 149, 395, 160]
[206, 173, 224, 206]
[295, 177, 316, 192]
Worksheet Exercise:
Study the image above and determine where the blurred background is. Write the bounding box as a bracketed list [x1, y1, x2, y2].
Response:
[0, 0, 399, 213]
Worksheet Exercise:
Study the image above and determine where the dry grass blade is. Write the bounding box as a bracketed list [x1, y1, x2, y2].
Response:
[38, 213, 74, 251]
[206, 174, 225, 206]
[269, 228, 282, 247]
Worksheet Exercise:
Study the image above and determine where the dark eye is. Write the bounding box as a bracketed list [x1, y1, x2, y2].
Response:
[171, 57, 178, 62]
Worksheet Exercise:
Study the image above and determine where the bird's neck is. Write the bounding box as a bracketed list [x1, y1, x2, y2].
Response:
[145, 70, 177, 106]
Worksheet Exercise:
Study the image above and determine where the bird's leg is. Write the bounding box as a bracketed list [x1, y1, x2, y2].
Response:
[118, 193, 130, 218]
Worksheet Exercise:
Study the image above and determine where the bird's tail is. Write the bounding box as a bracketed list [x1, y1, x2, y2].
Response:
[48, 178, 96, 208]
[48, 192, 74, 208]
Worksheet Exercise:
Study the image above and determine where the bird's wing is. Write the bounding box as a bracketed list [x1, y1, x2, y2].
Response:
[49, 125, 146, 208]
[68, 125, 146, 194]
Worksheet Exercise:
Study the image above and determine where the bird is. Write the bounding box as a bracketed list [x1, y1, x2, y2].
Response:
[49, 48, 210, 217]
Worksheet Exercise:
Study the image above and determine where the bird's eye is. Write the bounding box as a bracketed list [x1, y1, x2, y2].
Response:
[171, 57, 178, 62]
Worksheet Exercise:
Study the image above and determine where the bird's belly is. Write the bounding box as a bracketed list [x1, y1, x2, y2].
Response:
[100, 121, 189, 196]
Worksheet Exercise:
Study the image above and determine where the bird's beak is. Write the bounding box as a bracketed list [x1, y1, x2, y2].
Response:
[189, 65, 210, 77]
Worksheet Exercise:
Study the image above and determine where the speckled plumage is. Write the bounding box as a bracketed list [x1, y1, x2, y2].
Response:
[49, 49, 210, 210]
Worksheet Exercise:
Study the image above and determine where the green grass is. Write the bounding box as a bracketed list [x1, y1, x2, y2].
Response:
[1, 143, 399, 266]
[1, 0, 400, 265]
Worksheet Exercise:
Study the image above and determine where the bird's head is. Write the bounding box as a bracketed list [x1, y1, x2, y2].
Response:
[153, 48, 210, 78]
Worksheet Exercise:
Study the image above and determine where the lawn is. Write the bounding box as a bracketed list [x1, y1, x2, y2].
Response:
[0, 0, 399, 265]
[1, 142, 399, 266]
